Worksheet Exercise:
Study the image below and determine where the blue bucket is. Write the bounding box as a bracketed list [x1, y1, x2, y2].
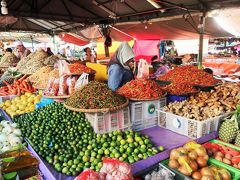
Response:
[167, 95, 189, 104]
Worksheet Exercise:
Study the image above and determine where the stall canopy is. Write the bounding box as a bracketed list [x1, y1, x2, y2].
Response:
[3, 0, 240, 38]
[58, 33, 89, 46]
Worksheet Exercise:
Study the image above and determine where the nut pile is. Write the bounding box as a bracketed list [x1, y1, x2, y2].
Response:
[164, 83, 240, 120]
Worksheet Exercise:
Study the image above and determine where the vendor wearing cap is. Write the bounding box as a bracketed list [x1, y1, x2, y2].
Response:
[14, 41, 31, 59]
[107, 42, 135, 91]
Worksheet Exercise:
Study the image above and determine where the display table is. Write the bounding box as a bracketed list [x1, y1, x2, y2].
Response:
[0, 109, 218, 180]
[203, 62, 240, 75]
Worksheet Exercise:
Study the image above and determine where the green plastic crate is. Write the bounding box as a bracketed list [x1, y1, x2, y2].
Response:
[209, 139, 240, 151]
[161, 158, 240, 180]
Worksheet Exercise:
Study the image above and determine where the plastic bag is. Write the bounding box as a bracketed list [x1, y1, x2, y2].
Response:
[48, 79, 59, 96]
[137, 59, 149, 79]
[100, 158, 133, 180]
[58, 76, 68, 96]
[43, 77, 55, 95]
[67, 76, 77, 95]
[75, 73, 89, 90]
[75, 169, 105, 180]
[58, 60, 70, 76]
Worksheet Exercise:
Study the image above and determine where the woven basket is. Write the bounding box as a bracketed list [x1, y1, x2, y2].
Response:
[42, 95, 70, 99]
[33, 85, 45, 90]
[128, 93, 167, 101]
[64, 99, 129, 113]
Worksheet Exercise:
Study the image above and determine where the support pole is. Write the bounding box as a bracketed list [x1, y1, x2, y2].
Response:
[198, 14, 205, 69]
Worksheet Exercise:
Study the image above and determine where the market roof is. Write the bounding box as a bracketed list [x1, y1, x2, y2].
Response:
[3, 0, 240, 34]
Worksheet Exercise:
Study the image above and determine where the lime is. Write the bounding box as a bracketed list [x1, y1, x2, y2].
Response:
[120, 139, 126, 145]
[138, 154, 143, 159]
[119, 157, 124, 161]
[67, 160, 73, 166]
[114, 153, 120, 158]
[127, 147, 133, 153]
[87, 145, 92, 150]
[135, 137, 142, 142]
[122, 154, 127, 159]
[127, 137, 134, 143]
[158, 146, 165, 152]
[104, 149, 110, 155]
[98, 162, 103, 168]
[82, 156, 90, 162]
[91, 151, 97, 157]
[74, 159, 80, 165]
[144, 139, 150, 144]
[62, 167, 68, 174]
[98, 149, 104, 155]
[134, 149, 139, 154]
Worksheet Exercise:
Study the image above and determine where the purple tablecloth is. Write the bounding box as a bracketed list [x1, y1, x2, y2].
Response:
[1, 109, 218, 180]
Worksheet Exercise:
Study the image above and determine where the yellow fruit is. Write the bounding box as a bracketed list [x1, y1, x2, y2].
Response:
[19, 104, 26, 111]
[27, 97, 34, 103]
[38, 90, 43, 95]
[4, 100, 11, 107]
[0, 103, 4, 108]
[16, 110, 21, 114]
[21, 95, 27, 100]
[10, 105, 18, 112]
[29, 105, 35, 111]
[15, 96, 20, 101]
[25, 92, 32, 97]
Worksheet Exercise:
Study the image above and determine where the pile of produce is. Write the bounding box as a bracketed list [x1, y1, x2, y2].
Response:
[157, 65, 220, 86]
[27, 66, 53, 83]
[164, 83, 240, 120]
[144, 164, 174, 180]
[17, 49, 49, 74]
[162, 83, 199, 95]
[168, 141, 231, 180]
[0, 120, 22, 153]
[0, 92, 41, 117]
[68, 63, 94, 74]
[14, 102, 158, 175]
[33, 69, 59, 89]
[203, 141, 240, 169]
[0, 68, 22, 87]
[0, 52, 18, 67]
[218, 105, 240, 146]
[0, 76, 36, 96]
[117, 79, 165, 99]
[65, 81, 127, 109]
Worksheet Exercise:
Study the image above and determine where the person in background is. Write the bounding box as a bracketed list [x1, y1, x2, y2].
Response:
[46, 47, 53, 55]
[83, 47, 96, 63]
[107, 42, 135, 91]
[14, 41, 31, 59]
[65, 46, 72, 59]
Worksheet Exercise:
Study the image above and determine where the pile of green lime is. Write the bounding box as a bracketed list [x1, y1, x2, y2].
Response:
[14, 102, 159, 176]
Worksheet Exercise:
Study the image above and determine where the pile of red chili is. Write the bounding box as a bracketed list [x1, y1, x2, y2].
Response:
[117, 79, 164, 99]
[68, 63, 94, 74]
[65, 81, 127, 109]
[157, 65, 219, 86]
[162, 83, 199, 95]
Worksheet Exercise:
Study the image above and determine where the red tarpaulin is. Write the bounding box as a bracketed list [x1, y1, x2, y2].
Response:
[58, 33, 89, 46]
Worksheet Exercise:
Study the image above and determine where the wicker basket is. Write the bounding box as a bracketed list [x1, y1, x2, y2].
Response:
[42, 95, 70, 99]
[64, 100, 129, 113]
[129, 93, 167, 101]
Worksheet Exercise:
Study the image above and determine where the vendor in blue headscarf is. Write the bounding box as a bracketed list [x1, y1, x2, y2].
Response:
[107, 42, 135, 91]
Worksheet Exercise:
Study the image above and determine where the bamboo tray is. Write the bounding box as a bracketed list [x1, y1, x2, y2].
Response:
[33, 85, 45, 90]
[129, 93, 167, 101]
[67, 70, 96, 76]
[42, 95, 70, 99]
[64, 99, 129, 113]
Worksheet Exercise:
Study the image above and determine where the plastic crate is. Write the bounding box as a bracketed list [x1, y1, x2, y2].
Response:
[158, 110, 230, 139]
[161, 159, 240, 180]
[130, 98, 166, 131]
[85, 107, 131, 134]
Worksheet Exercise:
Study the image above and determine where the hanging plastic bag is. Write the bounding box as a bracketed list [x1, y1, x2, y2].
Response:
[67, 76, 77, 95]
[137, 59, 149, 79]
[58, 60, 70, 76]
[58, 76, 68, 96]
[75, 73, 89, 90]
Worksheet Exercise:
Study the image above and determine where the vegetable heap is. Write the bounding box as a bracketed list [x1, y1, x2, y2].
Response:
[65, 81, 127, 109]
[203, 141, 240, 169]
[165, 83, 240, 120]
[157, 65, 219, 86]
[117, 79, 164, 99]
[15, 102, 158, 175]
[168, 141, 231, 180]
[162, 83, 198, 95]
[0, 75, 36, 96]
[68, 63, 94, 74]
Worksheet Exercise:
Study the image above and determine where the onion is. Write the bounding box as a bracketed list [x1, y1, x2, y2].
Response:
[215, 155, 223, 162]
[170, 149, 180, 160]
[201, 175, 214, 180]
[224, 154, 232, 160]
[189, 160, 198, 171]
[168, 159, 179, 169]
[196, 147, 207, 157]
[196, 157, 207, 167]
[178, 147, 187, 154]
[220, 172, 231, 180]
[222, 158, 231, 165]
[178, 166, 192, 176]
[200, 167, 214, 177]
[192, 171, 202, 180]
[189, 150, 198, 160]
[214, 151, 224, 158]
